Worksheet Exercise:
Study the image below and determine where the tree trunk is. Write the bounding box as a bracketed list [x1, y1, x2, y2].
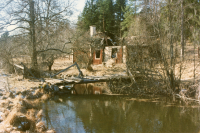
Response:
[181, 0, 184, 59]
[168, 0, 175, 91]
[87, 48, 93, 71]
[30, 0, 37, 69]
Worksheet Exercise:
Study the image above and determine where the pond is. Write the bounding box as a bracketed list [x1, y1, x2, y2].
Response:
[42, 95, 200, 133]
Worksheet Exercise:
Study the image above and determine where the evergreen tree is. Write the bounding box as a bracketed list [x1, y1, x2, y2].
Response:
[95, 0, 115, 34]
[77, 0, 99, 32]
[121, 0, 139, 37]
[115, 0, 127, 37]
[78, 0, 118, 39]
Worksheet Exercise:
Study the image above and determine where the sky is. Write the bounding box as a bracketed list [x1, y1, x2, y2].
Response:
[5, 0, 86, 34]
[71, 0, 86, 23]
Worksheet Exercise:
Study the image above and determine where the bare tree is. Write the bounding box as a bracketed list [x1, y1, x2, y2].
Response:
[0, 0, 74, 72]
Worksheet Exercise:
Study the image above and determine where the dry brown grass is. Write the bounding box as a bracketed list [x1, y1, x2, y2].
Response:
[36, 121, 46, 132]
[36, 109, 43, 120]
[2, 108, 35, 131]
[0, 97, 47, 132]
[41, 94, 50, 101]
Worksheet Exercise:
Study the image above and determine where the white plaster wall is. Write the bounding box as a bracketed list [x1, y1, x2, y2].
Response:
[90, 26, 96, 37]
[123, 46, 126, 64]
[104, 47, 112, 62]
[104, 46, 122, 62]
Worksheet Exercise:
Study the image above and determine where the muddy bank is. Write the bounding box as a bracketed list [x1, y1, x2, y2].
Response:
[0, 86, 56, 133]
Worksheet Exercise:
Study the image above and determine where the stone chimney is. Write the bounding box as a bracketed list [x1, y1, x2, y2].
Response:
[90, 25, 96, 37]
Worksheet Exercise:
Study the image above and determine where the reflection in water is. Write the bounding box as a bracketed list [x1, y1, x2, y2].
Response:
[42, 95, 200, 133]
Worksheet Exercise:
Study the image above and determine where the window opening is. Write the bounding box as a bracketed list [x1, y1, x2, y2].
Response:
[96, 50, 100, 59]
[111, 48, 117, 58]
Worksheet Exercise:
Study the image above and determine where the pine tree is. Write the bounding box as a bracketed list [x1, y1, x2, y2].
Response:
[121, 0, 138, 37]
[78, 0, 116, 39]
[77, 0, 99, 32]
[115, 0, 127, 37]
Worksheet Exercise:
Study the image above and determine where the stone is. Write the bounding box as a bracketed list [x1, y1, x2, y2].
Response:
[44, 84, 50, 92]
[50, 85, 54, 92]
[53, 86, 59, 92]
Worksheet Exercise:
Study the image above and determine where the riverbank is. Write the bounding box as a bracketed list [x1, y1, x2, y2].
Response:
[0, 51, 200, 132]
[0, 75, 56, 132]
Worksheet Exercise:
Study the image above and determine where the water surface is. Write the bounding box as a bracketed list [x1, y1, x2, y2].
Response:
[42, 95, 200, 133]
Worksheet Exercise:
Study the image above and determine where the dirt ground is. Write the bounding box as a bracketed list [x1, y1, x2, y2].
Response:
[52, 58, 127, 77]
[0, 58, 127, 92]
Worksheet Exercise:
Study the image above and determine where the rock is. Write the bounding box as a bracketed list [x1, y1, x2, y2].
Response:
[50, 85, 54, 92]
[43, 84, 50, 90]
[43, 84, 51, 93]
[0, 93, 3, 96]
[36, 121, 46, 132]
[53, 86, 59, 92]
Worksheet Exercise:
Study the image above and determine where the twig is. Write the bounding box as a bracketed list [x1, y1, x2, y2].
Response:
[50, 62, 83, 78]
[127, 68, 140, 90]
[176, 94, 200, 102]
[37, 48, 71, 54]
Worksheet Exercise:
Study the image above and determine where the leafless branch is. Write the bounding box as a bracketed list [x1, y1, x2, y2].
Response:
[37, 48, 71, 54]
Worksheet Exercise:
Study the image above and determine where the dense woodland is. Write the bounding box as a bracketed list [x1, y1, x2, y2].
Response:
[0, 0, 200, 96]
[77, 0, 200, 40]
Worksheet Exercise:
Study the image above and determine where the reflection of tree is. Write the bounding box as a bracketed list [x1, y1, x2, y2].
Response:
[72, 96, 200, 133]
[42, 95, 200, 133]
[43, 101, 54, 129]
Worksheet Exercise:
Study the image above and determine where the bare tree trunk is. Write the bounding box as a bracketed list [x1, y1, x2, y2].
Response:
[87, 48, 94, 71]
[168, 0, 175, 91]
[30, 0, 37, 69]
[181, 0, 184, 59]
[194, 39, 195, 84]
